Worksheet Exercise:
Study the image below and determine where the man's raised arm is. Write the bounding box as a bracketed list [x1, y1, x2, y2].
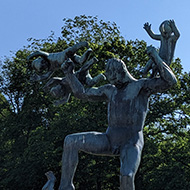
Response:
[61, 59, 110, 102]
[143, 46, 177, 94]
[148, 46, 177, 85]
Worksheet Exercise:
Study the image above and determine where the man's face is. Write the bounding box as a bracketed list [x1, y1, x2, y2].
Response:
[105, 64, 125, 88]
[105, 68, 117, 85]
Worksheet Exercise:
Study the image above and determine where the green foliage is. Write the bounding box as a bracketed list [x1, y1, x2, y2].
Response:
[61, 15, 121, 44]
[0, 15, 189, 190]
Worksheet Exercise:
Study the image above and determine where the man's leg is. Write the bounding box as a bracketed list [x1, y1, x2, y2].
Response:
[120, 143, 143, 190]
[58, 131, 111, 190]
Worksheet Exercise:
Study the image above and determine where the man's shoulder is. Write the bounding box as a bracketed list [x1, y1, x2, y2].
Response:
[94, 84, 115, 94]
[130, 78, 147, 87]
[102, 84, 116, 93]
[129, 78, 151, 94]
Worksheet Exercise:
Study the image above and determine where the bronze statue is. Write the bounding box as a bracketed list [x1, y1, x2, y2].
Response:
[27, 42, 91, 81]
[28, 42, 105, 105]
[143, 20, 180, 77]
[57, 46, 177, 190]
[42, 171, 56, 190]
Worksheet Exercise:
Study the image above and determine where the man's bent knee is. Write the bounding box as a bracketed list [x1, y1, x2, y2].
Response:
[120, 169, 134, 179]
[64, 134, 76, 149]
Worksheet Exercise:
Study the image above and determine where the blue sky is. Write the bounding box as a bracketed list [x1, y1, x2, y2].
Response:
[1, 0, 190, 72]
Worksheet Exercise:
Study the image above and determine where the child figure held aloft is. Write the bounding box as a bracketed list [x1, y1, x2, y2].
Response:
[142, 19, 180, 77]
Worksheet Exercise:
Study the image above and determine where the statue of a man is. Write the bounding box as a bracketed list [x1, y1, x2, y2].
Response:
[58, 46, 177, 190]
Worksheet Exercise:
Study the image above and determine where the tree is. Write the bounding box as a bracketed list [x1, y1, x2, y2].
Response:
[0, 15, 189, 190]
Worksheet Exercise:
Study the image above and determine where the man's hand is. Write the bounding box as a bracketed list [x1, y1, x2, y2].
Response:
[61, 59, 75, 75]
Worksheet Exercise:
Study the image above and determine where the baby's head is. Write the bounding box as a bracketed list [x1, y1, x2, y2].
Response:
[159, 20, 172, 38]
[31, 57, 50, 73]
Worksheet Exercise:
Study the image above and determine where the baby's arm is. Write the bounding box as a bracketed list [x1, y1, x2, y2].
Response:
[170, 20, 180, 40]
[144, 22, 161, 41]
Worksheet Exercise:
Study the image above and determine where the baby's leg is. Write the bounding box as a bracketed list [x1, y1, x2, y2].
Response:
[72, 49, 92, 64]
[142, 59, 153, 76]
[66, 42, 89, 55]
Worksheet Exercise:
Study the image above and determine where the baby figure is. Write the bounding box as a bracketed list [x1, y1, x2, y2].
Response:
[42, 171, 56, 190]
[143, 20, 180, 77]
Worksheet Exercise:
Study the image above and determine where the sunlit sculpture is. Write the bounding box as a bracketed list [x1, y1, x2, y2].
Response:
[57, 46, 177, 190]
[27, 42, 105, 105]
[142, 20, 180, 77]
[28, 24, 178, 189]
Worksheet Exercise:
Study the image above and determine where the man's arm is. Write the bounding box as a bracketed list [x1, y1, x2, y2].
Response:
[144, 46, 177, 94]
[143, 22, 161, 41]
[62, 59, 111, 102]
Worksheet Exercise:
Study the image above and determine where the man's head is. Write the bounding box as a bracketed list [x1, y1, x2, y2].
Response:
[159, 20, 172, 39]
[105, 58, 136, 88]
